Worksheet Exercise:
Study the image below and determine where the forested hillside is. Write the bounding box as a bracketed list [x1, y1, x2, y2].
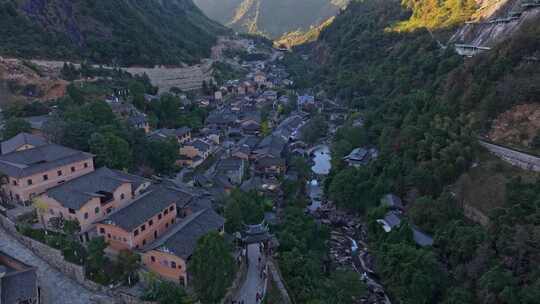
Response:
[193, 0, 347, 38]
[285, 0, 540, 302]
[0, 0, 227, 65]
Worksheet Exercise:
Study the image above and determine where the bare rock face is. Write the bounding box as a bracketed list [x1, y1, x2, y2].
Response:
[451, 0, 540, 47]
[488, 103, 540, 147]
[194, 0, 348, 38]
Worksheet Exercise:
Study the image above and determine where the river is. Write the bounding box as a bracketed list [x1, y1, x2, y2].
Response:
[306, 144, 391, 303]
[307, 145, 331, 213]
[311, 145, 332, 175]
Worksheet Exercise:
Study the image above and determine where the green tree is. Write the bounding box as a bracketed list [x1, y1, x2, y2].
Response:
[144, 138, 179, 175]
[223, 189, 265, 233]
[86, 237, 109, 284]
[2, 117, 31, 139]
[142, 280, 192, 304]
[190, 232, 235, 303]
[115, 250, 140, 287]
[327, 270, 367, 303]
[89, 132, 133, 170]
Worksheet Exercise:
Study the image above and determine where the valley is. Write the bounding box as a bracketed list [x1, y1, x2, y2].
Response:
[0, 0, 539, 303]
[193, 0, 348, 38]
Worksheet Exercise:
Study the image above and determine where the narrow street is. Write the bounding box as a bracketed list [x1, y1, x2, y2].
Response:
[0, 227, 111, 304]
[234, 243, 267, 303]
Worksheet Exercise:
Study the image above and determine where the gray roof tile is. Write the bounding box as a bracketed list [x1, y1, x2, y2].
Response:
[0, 144, 93, 178]
[1, 133, 47, 155]
[145, 208, 224, 259]
[46, 167, 149, 210]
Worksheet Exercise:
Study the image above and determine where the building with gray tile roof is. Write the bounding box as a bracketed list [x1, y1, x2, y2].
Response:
[46, 167, 150, 210]
[189, 139, 211, 153]
[254, 135, 286, 158]
[0, 143, 94, 178]
[144, 208, 225, 259]
[1, 133, 47, 155]
[0, 251, 38, 304]
[148, 128, 191, 140]
[101, 185, 192, 231]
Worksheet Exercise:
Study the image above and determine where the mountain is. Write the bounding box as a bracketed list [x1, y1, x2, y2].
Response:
[193, 0, 348, 38]
[275, 16, 336, 49]
[0, 0, 228, 66]
[281, 0, 540, 303]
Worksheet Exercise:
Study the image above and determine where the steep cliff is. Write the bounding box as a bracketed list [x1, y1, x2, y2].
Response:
[0, 0, 227, 65]
[193, 0, 348, 38]
[451, 0, 540, 46]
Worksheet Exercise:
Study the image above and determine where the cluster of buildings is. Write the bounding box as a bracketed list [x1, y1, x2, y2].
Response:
[0, 42, 322, 299]
[0, 132, 224, 287]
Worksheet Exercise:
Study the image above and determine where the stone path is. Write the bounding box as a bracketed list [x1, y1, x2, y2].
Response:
[234, 243, 267, 303]
[0, 227, 110, 304]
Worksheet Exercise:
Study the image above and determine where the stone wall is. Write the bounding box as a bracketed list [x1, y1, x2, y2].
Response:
[0, 214, 87, 284]
[0, 214, 155, 304]
[267, 258, 293, 304]
[221, 258, 248, 304]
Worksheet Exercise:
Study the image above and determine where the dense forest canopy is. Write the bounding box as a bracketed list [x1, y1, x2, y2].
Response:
[283, 0, 540, 302]
[0, 0, 227, 65]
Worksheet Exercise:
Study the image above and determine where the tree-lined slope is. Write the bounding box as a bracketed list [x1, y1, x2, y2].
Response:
[283, 0, 540, 302]
[0, 0, 227, 65]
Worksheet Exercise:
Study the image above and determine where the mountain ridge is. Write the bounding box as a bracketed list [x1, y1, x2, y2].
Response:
[193, 0, 348, 38]
[0, 0, 228, 66]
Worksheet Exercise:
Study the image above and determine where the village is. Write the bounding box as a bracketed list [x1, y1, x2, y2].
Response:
[0, 36, 432, 304]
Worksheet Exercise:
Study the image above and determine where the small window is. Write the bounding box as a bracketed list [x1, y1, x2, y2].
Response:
[43, 174, 48, 181]
[141, 224, 146, 231]
[107, 233, 111, 239]
[151, 256, 156, 262]
[106, 207, 112, 214]
[84, 212, 89, 219]
[27, 179, 33, 186]
[99, 228, 105, 234]
[49, 209, 54, 215]
[68, 208, 76, 214]
[84, 162, 88, 168]
[142, 239, 146, 246]
[95, 207, 100, 214]
[169, 205, 175, 212]
[134, 229, 139, 236]
[120, 193, 125, 200]
[148, 219, 153, 226]
[171, 219, 174, 225]
[158, 214, 162, 220]
[164, 209, 169, 215]
[12, 180, 17, 186]
[71, 166, 75, 172]
[57, 170, 63, 176]
[171, 261, 177, 268]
